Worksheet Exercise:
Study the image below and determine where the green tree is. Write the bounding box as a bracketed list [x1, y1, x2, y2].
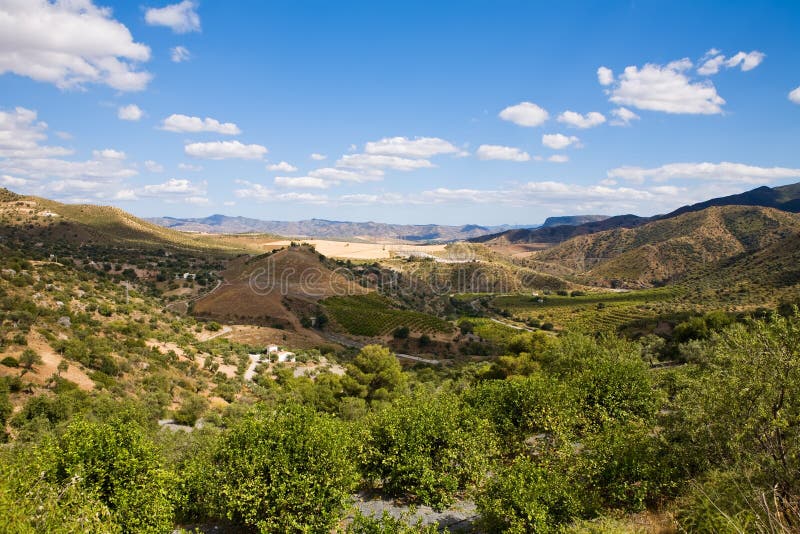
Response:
[19, 348, 42, 369]
[343, 345, 407, 403]
[361, 391, 495, 509]
[57, 417, 175, 533]
[199, 405, 358, 533]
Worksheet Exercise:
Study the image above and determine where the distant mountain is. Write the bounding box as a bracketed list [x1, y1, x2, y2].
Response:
[541, 215, 609, 228]
[147, 215, 534, 242]
[474, 182, 800, 246]
[471, 214, 647, 245]
[533, 205, 800, 288]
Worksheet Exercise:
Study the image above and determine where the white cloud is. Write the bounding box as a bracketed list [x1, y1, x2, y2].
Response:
[609, 107, 640, 126]
[475, 144, 531, 162]
[607, 59, 725, 114]
[144, 1, 200, 33]
[162, 114, 241, 135]
[144, 160, 164, 173]
[0, 0, 151, 91]
[274, 176, 330, 189]
[0, 174, 28, 187]
[499, 102, 549, 127]
[789, 86, 800, 104]
[118, 104, 143, 121]
[234, 181, 328, 203]
[92, 149, 125, 160]
[548, 154, 569, 163]
[267, 161, 298, 172]
[0, 107, 73, 158]
[185, 140, 267, 160]
[364, 136, 459, 158]
[1, 156, 138, 183]
[178, 163, 203, 171]
[542, 134, 580, 150]
[309, 167, 383, 183]
[557, 110, 606, 129]
[336, 153, 434, 171]
[698, 49, 765, 75]
[597, 66, 614, 86]
[141, 178, 205, 196]
[170, 45, 191, 63]
[608, 161, 800, 185]
[185, 195, 210, 205]
[310, 153, 327, 161]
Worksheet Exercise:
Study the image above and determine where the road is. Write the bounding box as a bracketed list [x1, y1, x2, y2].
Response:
[321, 332, 441, 365]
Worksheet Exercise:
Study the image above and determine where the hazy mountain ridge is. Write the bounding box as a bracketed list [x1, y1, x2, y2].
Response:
[541, 215, 610, 228]
[147, 215, 533, 242]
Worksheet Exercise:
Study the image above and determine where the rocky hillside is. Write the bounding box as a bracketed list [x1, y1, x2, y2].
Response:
[532, 205, 800, 287]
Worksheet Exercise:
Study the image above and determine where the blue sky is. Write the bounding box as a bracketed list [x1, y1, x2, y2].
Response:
[1, 0, 799, 225]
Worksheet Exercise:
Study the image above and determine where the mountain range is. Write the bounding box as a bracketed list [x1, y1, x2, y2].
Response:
[146, 215, 535, 242]
[472, 183, 800, 246]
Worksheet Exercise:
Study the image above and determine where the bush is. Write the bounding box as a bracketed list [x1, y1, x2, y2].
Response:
[0, 356, 18, 368]
[197, 405, 358, 532]
[477, 456, 580, 534]
[393, 325, 410, 339]
[361, 392, 495, 509]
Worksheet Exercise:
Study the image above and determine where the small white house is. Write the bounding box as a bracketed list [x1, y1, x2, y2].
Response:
[266, 344, 279, 354]
[276, 351, 296, 363]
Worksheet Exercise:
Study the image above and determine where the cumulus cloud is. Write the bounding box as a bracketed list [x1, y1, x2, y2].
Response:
[499, 102, 549, 127]
[274, 176, 329, 189]
[170, 46, 191, 63]
[234, 181, 328, 203]
[790, 86, 800, 104]
[144, 160, 164, 173]
[0, 107, 73, 159]
[178, 163, 203, 171]
[548, 155, 569, 163]
[608, 161, 800, 185]
[144, 1, 200, 33]
[597, 66, 614, 86]
[475, 144, 531, 162]
[542, 134, 580, 150]
[697, 49, 765, 76]
[336, 153, 434, 171]
[609, 107, 640, 126]
[185, 140, 267, 160]
[140, 178, 205, 196]
[92, 149, 125, 160]
[309, 167, 383, 183]
[162, 114, 241, 135]
[267, 161, 298, 172]
[607, 58, 725, 114]
[0, 0, 151, 91]
[364, 136, 459, 158]
[310, 153, 327, 161]
[118, 104, 143, 121]
[557, 111, 606, 129]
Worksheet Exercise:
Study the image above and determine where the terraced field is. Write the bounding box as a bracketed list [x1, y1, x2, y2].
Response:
[492, 288, 682, 333]
[322, 293, 454, 337]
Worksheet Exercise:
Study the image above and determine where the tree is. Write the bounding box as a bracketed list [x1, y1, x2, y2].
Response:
[361, 391, 495, 509]
[342, 345, 407, 403]
[392, 326, 410, 339]
[197, 405, 358, 532]
[173, 391, 209, 426]
[19, 348, 42, 369]
[58, 417, 175, 533]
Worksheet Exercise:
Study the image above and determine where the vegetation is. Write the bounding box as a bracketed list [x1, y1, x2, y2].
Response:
[324, 293, 453, 336]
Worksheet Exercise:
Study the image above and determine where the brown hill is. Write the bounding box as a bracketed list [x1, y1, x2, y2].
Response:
[192, 244, 369, 327]
[532, 206, 800, 288]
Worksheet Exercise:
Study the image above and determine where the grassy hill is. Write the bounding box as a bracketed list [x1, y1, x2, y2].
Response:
[0, 188, 255, 255]
[533, 206, 800, 287]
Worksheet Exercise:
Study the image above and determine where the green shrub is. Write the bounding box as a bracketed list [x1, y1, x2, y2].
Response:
[361, 391, 495, 509]
[199, 405, 358, 533]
